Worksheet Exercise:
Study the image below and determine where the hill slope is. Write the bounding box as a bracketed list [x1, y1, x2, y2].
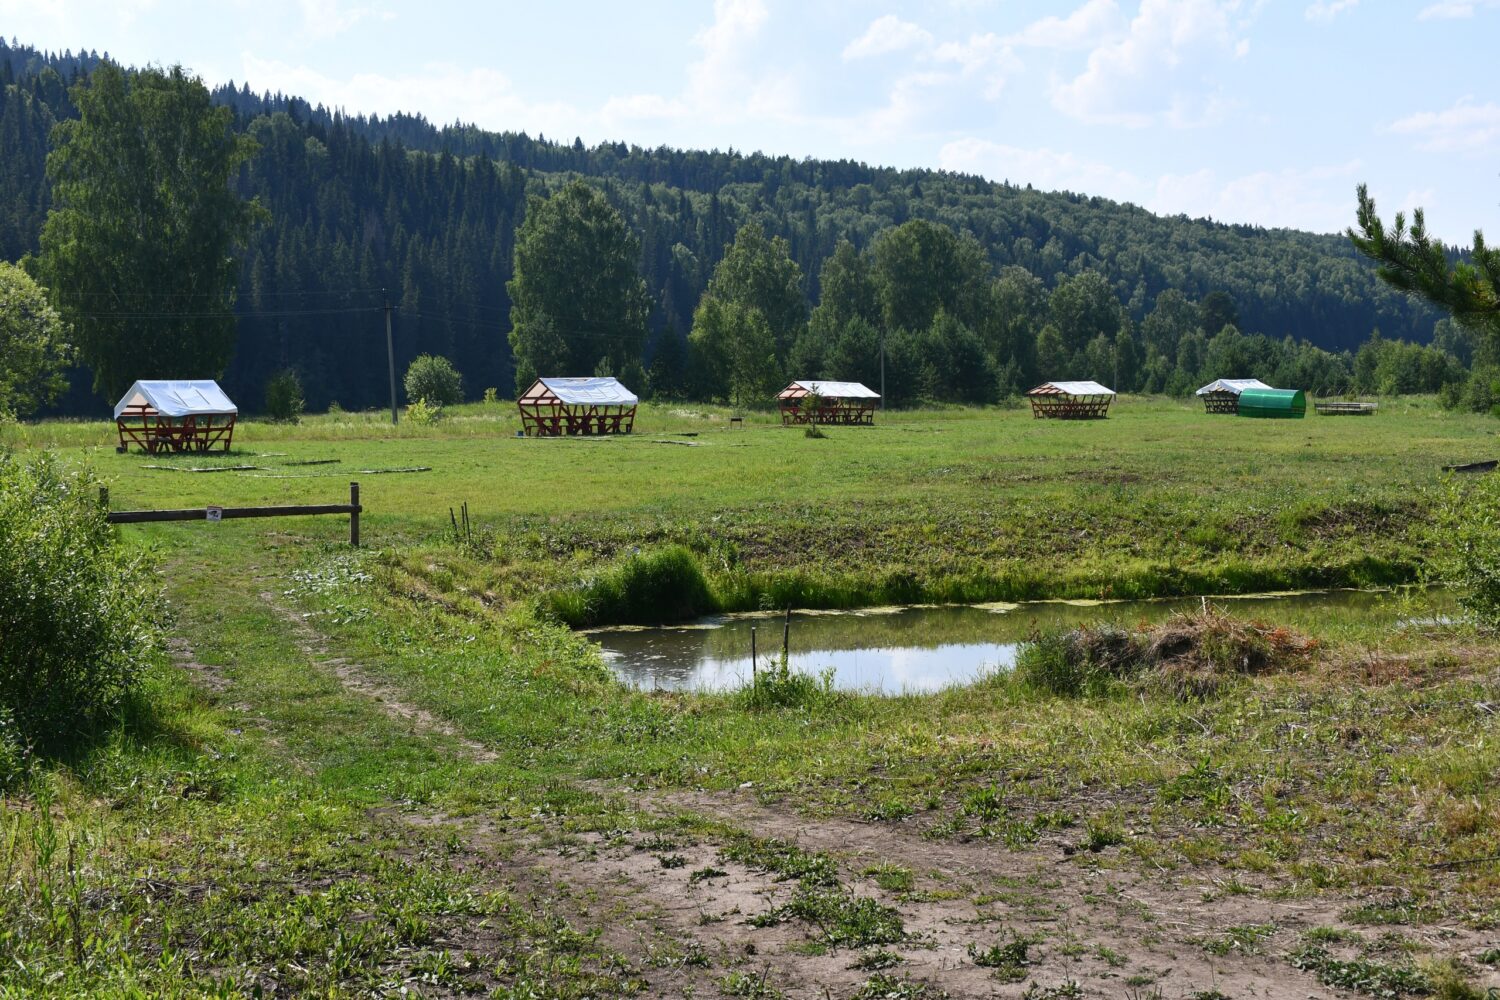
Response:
[0, 40, 1436, 413]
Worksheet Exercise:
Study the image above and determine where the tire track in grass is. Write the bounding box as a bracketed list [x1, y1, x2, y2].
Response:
[261, 591, 501, 763]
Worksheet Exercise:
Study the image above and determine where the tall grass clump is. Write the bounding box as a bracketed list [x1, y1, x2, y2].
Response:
[552, 545, 716, 627]
[735, 657, 837, 712]
[0, 453, 161, 770]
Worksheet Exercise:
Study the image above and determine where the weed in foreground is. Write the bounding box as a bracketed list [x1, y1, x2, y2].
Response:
[1022, 981, 1085, 999]
[1288, 944, 1432, 997]
[850, 949, 904, 971]
[751, 884, 905, 948]
[968, 933, 1035, 982]
[863, 863, 915, 894]
[719, 835, 840, 886]
[1200, 922, 1277, 956]
[720, 968, 785, 998]
[853, 973, 946, 998]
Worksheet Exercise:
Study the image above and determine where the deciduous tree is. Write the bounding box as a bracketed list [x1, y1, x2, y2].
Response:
[37, 62, 259, 401]
[508, 180, 650, 390]
[0, 262, 69, 418]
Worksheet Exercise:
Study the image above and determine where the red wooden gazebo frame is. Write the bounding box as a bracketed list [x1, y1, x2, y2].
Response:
[517, 377, 638, 436]
[776, 380, 880, 425]
[1025, 381, 1116, 420]
[114, 380, 239, 454]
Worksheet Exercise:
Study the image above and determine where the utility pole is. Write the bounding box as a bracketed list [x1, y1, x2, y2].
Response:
[383, 288, 398, 425]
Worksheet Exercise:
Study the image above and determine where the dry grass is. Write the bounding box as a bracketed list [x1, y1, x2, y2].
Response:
[1141, 602, 1319, 697]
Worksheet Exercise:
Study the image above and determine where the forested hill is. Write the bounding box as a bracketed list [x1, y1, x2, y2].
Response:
[1, 39, 1437, 413]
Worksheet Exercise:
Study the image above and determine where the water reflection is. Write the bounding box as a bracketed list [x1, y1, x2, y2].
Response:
[591, 590, 1422, 695]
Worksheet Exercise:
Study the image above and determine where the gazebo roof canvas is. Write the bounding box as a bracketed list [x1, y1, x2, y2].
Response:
[534, 377, 638, 406]
[113, 380, 238, 419]
[1195, 378, 1271, 397]
[779, 380, 881, 400]
[1027, 381, 1115, 397]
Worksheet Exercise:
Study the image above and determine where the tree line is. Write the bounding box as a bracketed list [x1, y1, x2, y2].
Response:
[0, 40, 1472, 418]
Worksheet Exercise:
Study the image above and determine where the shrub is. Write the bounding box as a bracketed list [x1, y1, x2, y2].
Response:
[1437, 471, 1500, 628]
[0, 454, 161, 753]
[552, 545, 716, 627]
[482, 387, 499, 404]
[404, 354, 464, 406]
[405, 397, 443, 425]
[264, 368, 304, 423]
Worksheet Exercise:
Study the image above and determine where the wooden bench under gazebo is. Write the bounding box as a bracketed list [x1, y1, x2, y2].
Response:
[1025, 381, 1115, 419]
[517, 377, 638, 436]
[776, 380, 880, 425]
[1195, 378, 1271, 414]
[114, 380, 238, 454]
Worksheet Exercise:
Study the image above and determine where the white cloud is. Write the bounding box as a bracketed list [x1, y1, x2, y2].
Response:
[600, 0, 798, 129]
[1387, 96, 1500, 152]
[843, 15, 933, 60]
[938, 137, 1143, 199]
[296, 0, 390, 39]
[1006, 0, 1124, 49]
[1150, 160, 1362, 232]
[845, 71, 956, 142]
[942, 137, 1364, 232]
[239, 55, 581, 133]
[1050, 0, 1252, 128]
[1417, 0, 1498, 18]
[930, 35, 1022, 99]
[1304, 0, 1358, 22]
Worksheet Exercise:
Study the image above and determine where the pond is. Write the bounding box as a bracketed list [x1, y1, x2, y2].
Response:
[589, 589, 1438, 695]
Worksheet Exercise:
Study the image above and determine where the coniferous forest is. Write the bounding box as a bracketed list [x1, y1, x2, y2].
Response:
[2, 39, 1473, 416]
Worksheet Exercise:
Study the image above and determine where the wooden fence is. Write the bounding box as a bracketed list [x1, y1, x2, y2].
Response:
[103, 482, 363, 546]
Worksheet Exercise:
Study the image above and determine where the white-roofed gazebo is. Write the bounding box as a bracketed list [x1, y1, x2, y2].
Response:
[1025, 381, 1115, 420]
[1195, 378, 1271, 414]
[114, 379, 238, 454]
[776, 380, 880, 426]
[517, 377, 638, 436]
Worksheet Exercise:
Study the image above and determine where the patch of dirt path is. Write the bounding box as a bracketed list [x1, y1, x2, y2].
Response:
[200, 603, 1500, 999]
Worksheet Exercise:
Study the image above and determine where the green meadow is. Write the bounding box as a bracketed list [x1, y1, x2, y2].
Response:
[17, 394, 1482, 618]
[5, 397, 1500, 997]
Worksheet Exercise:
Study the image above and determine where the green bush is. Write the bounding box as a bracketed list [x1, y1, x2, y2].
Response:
[553, 545, 716, 627]
[405, 397, 444, 425]
[1437, 471, 1500, 627]
[264, 368, 305, 423]
[403, 354, 464, 406]
[0, 454, 161, 754]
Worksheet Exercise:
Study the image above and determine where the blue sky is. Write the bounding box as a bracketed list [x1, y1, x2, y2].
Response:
[4, 0, 1496, 238]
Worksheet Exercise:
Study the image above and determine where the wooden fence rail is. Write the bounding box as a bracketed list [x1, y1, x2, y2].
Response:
[102, 482, 362, 546]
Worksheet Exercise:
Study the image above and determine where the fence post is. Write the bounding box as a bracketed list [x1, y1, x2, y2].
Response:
[350, 481, 360, 548]
[751, 627, 757, 684]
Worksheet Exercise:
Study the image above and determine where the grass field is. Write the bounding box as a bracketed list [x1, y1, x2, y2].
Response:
[4, 397, 1500, 998]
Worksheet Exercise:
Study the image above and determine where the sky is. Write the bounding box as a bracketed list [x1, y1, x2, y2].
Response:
[3, 0, 1496, 239]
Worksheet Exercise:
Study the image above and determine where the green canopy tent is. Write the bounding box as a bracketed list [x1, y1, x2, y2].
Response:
[1236, 387, 1306, 419]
